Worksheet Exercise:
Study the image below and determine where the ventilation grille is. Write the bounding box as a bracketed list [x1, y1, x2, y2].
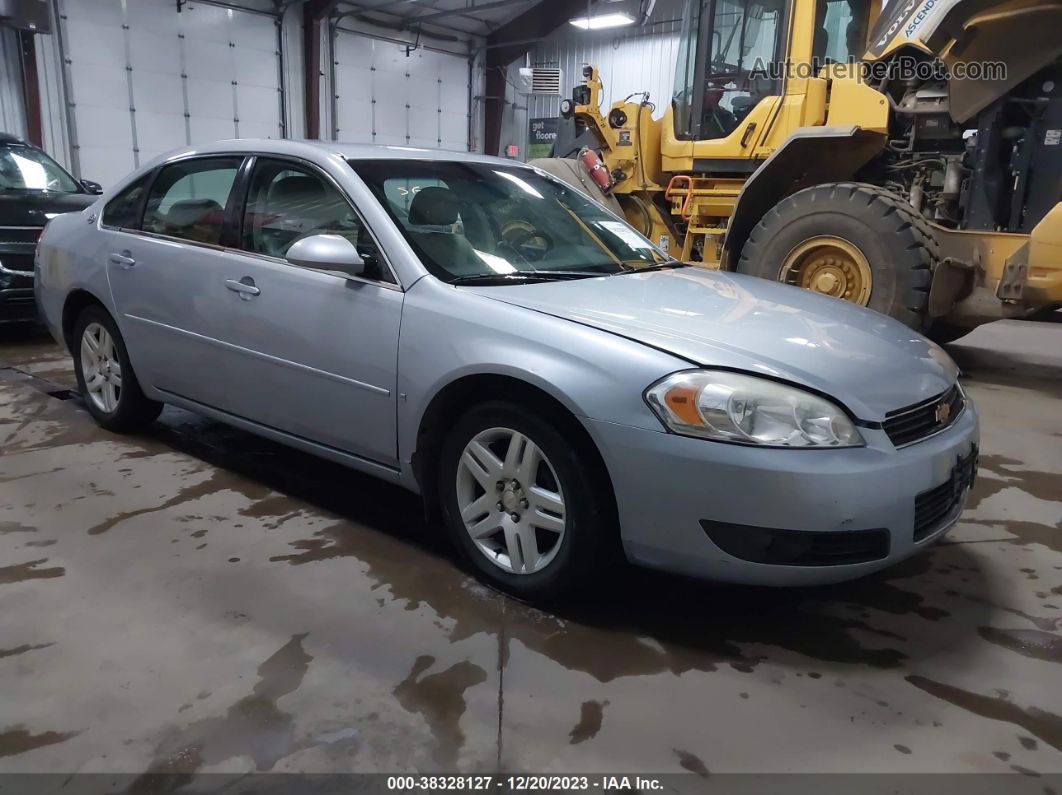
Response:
[518, 67, 563, 96]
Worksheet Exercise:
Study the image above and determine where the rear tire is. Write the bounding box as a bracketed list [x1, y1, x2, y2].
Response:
[437, 400, 611, 604]
[72, 305, 162, 432]
[737, 182, 936, 329]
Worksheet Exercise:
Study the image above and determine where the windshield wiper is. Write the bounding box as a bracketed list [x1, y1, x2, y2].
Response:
[449, 270, 603, 286]
[613, 260, 685, 274]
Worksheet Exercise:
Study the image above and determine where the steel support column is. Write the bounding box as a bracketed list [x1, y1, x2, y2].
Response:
[16, 29, 42, 147]
[304, 0, 338, 139]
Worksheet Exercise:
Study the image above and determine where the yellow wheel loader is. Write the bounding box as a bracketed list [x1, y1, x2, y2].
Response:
[533, 0, 1062, 340]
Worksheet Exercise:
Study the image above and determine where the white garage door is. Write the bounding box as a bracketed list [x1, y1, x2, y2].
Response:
[57, 0, 283, 187]
[333, 31, 469, 151]
[1, 27, 28, 139]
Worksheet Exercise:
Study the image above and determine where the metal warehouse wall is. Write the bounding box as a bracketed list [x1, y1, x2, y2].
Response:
[0, 27, 27, 139]
[14, 1, 485, 187]
[500, 0, 685, 157]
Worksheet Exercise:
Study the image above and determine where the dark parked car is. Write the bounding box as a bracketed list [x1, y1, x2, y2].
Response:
[1, 133, 100, 323]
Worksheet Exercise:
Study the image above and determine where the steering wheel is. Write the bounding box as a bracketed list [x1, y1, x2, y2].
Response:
[501, 227, 554, 262]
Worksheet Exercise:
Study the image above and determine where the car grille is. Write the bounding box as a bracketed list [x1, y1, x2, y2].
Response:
[0, 227, 43, 246]
[883, 385, 964, 447]
[2, 291, 35, 305]
[0, 252, 35, 274]
[913, 447, 978, 542]
[0, 227, 41, 278]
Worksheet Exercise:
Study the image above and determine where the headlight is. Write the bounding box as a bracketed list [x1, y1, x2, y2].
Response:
[645, 370, 864, 448]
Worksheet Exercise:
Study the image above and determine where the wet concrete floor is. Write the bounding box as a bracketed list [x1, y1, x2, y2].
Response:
[0, 318, 1060, 775]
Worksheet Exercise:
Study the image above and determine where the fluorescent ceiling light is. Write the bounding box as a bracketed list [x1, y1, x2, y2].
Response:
[568, 12, 635, 29]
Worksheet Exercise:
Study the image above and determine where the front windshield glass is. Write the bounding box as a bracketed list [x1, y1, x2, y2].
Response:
[0, 144, 81, 193]
[351, 159, 667, 283]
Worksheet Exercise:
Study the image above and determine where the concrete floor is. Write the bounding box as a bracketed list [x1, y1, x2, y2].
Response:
[0, 318, 1060, 778]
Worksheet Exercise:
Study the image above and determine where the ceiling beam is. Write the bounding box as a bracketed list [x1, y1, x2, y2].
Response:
[409, 0, 535, 22]
[348, 0, 493, 27]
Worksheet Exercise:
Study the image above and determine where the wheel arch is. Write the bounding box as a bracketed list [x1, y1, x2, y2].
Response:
[722, 126, 887, 269]
[412, 372, 618, 525]
[61, 289, 108, 353]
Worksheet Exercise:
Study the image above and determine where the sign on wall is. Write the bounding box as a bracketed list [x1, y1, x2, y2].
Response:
[527, 117, 558, 159]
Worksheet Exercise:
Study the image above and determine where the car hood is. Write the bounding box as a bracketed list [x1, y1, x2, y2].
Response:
[467, 268, 956, 421]
[0, 191, 96, 227]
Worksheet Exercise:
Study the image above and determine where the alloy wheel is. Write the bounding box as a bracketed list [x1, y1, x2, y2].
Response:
[80, 322, 122, 414]
[455, 427, 567, 575]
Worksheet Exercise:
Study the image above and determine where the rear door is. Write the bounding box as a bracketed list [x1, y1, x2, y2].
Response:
[102, 155, 247, 409]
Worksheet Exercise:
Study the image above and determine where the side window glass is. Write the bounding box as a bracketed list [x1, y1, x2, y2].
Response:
[701, 0, 786, 139]
[815, 0, 870, 64]
[242, 159, 390, 282]
[102, 173, 151, 229]
[142, 157, 241, 245]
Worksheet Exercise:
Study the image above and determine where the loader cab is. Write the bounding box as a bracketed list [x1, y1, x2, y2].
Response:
[669, 0, 876, 160]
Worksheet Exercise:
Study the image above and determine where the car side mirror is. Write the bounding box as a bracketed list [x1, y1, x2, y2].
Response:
[81, 179, 103, 195]
[286, 234, 365, 278]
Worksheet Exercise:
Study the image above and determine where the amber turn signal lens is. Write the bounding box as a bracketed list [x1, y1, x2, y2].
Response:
[663, 385, 702, 426]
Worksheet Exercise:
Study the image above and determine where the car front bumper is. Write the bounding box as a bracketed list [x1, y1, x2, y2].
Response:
[591, 400, 979, 586]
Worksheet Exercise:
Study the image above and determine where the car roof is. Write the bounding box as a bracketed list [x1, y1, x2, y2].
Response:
[153, 138, 530, 169]
[0, 132, 27, 145]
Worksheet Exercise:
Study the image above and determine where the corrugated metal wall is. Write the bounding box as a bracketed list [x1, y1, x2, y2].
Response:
[502, 0, 686, 157]
[0, 27, 28, 138]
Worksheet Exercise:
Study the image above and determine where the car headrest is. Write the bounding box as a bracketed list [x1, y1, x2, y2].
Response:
[408, 187, 459, 226]
[268, 175, 326, 208]
[166, 198, 223, 227]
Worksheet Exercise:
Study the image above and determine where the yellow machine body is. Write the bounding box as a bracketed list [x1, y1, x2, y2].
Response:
[553, 0, 1062, 329]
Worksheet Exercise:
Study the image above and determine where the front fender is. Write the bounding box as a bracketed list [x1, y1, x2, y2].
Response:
[395, 277, 687, 482]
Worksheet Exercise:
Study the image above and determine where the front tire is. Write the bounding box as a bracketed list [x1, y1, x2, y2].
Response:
[72, 306, 162, 432]
[437, 401, 611, 603]
[737, 183, 937, 329]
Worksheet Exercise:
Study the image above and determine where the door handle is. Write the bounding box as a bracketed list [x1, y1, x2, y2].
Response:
[225, 277, 261, 300]
[740, 122, 757, 147]
[109, 251, 136, 269]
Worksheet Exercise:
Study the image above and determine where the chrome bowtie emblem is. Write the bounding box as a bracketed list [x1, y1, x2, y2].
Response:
[935, 402, 951, 424]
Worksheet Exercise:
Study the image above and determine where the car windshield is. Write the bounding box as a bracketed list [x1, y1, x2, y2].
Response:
[0, 144, 81, 193]
[350, 159, 667, 283]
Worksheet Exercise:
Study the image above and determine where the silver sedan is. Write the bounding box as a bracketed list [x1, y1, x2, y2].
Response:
[35, 140, 979, 601]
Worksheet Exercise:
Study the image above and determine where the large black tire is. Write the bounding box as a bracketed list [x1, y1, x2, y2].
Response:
[437, 400, 613, 604]
[72, 305, 162, 432]
[737, 182, 937, 329]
